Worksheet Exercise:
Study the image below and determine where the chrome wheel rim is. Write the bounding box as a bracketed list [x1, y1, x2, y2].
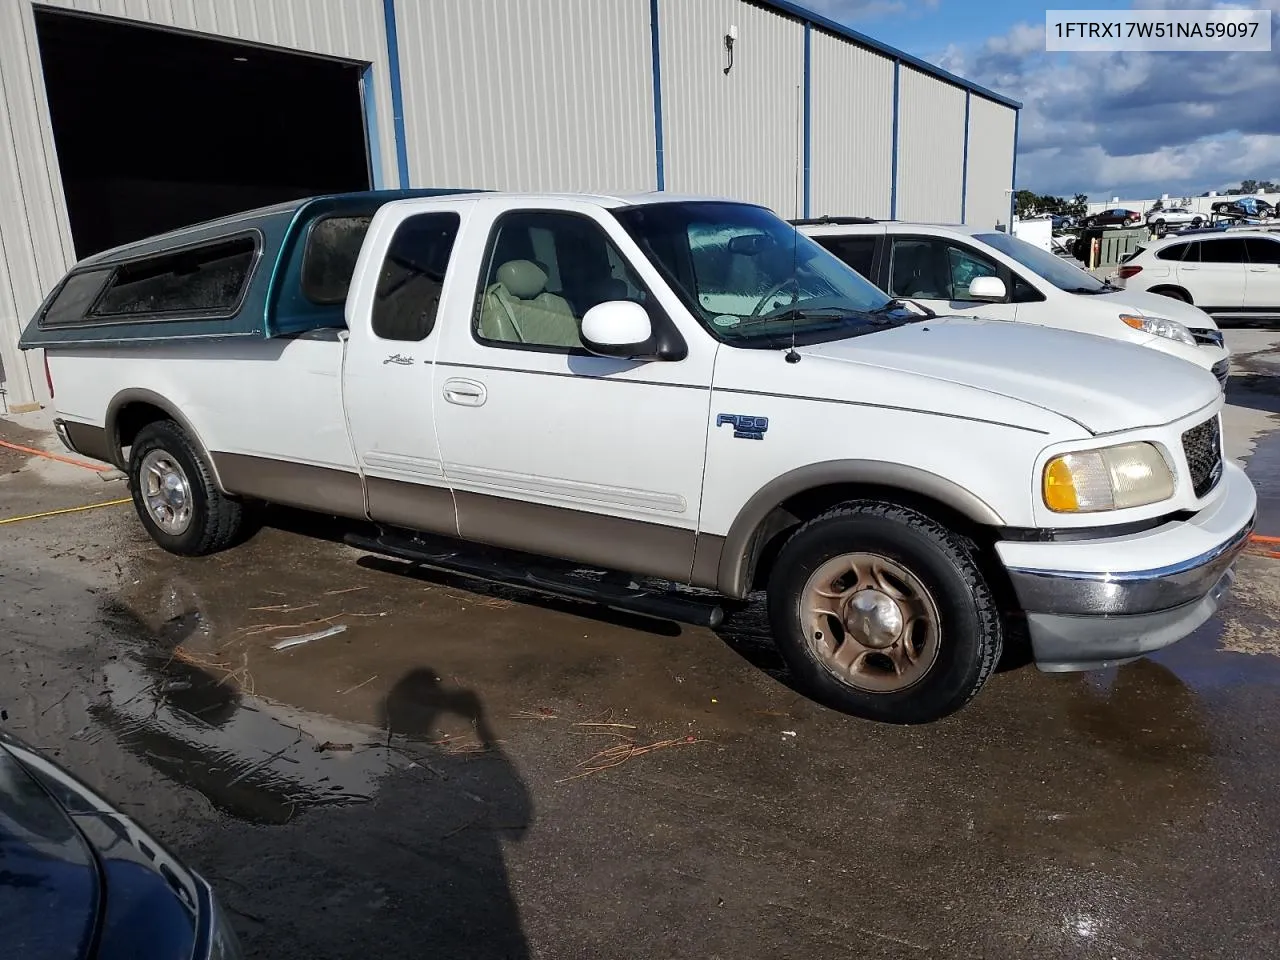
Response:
[801, 552, 941, 693]
[139, 450, 193, 536]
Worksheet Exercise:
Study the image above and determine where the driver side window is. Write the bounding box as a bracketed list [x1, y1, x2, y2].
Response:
[474, 211, 649, 351]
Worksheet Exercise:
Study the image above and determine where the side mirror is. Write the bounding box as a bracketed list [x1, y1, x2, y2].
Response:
[967, 276, 1007, 301]
[581, 301, 656, 359]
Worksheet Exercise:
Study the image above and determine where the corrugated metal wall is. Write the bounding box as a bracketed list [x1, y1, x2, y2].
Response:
[394, 0, 656, 194]
[808, 27, 894, 218]
[659, 0, 805, 217]
[964, 95, 1017, 229]
[895, 66, 966, 223]
[0, 0, 395, 406]
[0, 1, 80, 408]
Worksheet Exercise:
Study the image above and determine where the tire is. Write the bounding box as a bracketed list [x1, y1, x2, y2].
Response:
[765, 501, 1002, 724]
[128, 420, 245, 556]
[1153, 220, 1167, 238]
[1152, 286, 1192, 303]
[1191, 217, 1204, 228]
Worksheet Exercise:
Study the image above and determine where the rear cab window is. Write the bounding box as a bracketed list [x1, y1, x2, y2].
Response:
[302, 216, 374, 304]
[371, 212, 462, 342]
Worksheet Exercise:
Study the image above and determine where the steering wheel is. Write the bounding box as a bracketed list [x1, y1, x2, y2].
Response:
[751, 278, 798, 318]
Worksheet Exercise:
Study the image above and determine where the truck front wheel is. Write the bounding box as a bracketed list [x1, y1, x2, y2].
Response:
[128, 420, 246, 556]
[766, 501, 1002, 724]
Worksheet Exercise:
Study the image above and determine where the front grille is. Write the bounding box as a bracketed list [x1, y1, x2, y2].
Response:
[1211, 358, 1230, 388]
[1182, 417, 1223, 498]
[1191, 327, 1225, 347]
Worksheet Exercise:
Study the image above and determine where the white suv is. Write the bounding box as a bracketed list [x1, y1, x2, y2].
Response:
[796, 218, 1230, 387]
[1116, 230, 1280, 324]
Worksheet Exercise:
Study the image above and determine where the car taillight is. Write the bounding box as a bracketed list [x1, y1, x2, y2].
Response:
[1117, 265, 1143, 279]
[43, 354, 54, 398]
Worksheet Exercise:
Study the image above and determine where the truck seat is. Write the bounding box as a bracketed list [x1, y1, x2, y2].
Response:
[479, 259, 580, 347]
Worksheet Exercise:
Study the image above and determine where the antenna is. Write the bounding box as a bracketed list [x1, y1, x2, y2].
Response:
[785, 81, 802, 364]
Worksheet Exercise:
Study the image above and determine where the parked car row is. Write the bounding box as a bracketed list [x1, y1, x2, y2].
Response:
[20, 188, 1254, 731]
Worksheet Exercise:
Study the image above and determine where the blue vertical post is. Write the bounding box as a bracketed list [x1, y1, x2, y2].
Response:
[381, 0, 411, 188]
[890, 60, 900, 219]
[361, 65, 386, 189]
[1010, 108, 1020, 228]
[802, 23, 812, 218]
[649, 0, 665, 191]
[960, 91, 970, 223]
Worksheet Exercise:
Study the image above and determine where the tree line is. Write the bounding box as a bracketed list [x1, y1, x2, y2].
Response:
[1014, 191, 1089, 218]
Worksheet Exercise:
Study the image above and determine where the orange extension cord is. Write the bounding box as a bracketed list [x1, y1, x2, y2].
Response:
[0, 438, 111, 473]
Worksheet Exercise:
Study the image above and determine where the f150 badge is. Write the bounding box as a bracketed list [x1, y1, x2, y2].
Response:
[717, 414, 769, 440]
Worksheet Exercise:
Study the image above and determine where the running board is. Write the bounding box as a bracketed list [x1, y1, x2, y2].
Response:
[344, 531, 726, 629]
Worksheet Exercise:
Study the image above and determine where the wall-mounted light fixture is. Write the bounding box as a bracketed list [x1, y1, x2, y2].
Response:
[724, 24, 737, 75]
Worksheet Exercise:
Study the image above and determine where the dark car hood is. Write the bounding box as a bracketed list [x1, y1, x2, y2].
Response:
[0, 743, 99, 960]
[0, 735, 204, 960]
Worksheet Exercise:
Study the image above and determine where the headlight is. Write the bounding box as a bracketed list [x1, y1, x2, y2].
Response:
[1043, 442, 1175, 512]
[1120, 313, 1196, 346]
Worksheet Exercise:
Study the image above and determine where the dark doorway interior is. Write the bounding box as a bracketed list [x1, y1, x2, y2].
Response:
[35, 10, 372, 258]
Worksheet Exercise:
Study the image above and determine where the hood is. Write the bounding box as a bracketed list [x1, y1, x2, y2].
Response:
[0, 734, 205, 960]
[1104, 288, 1220, 331]
[0, 743, 98, 960]
[800, 317, 1220, 435]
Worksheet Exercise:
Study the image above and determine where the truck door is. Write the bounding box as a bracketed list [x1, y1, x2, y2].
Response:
[431, 201, 716, 583]
[343, 203, 471, 535]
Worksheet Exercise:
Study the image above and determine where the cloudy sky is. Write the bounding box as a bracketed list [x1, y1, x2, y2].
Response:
[805, 0, 1280, 201]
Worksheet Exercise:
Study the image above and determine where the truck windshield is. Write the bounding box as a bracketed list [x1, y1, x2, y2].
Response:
[614, 202, 915, 347]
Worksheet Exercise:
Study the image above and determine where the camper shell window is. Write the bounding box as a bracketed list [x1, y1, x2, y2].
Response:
[86, 235, 258, 321]
[41, 269, 113, 326]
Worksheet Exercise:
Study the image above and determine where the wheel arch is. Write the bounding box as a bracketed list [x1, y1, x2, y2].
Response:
[1147, 284, 1193, 303]
[106, 388, 226, 491]
[710, 461, 1005, 600]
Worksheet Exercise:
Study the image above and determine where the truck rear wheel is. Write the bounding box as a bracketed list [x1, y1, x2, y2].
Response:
[128, 420, 245, 556]
[765, 501, 1002, 724]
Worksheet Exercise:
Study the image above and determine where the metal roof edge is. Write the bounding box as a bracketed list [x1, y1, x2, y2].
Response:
[758, 0, 1023, 110]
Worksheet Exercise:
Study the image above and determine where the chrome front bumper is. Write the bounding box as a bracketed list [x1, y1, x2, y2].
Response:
[997, 462, 1256, 671]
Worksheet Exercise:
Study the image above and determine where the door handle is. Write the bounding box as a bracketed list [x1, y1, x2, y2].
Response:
[1249, 267, 1270, 272]
[443, 377, 487, 407]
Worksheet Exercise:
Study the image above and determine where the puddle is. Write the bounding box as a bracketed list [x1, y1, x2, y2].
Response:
[92, 650, 396, 824]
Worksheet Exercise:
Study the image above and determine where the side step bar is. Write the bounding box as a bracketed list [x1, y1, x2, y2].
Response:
[344, 531, 726, 629]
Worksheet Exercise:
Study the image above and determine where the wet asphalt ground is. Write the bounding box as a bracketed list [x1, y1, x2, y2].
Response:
[5, 331, 1280, 959]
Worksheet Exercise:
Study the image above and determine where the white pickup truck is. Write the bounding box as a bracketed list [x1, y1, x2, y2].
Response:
[22, 189, 1257, 724]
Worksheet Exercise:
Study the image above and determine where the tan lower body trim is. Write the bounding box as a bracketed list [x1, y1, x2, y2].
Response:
[208, 454, 714, 587]
[61, 422, 115, 466]
[365, 475, 457, 536]
[690, 534, 725, 590]
[213, 453, 367, 520]
[454, 490, 698, 584]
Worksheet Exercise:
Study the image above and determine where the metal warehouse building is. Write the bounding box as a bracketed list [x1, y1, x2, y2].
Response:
[0, 0, 1019, 409]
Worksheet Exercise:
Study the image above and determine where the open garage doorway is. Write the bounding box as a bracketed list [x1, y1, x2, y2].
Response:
[35, 9, 373, 259]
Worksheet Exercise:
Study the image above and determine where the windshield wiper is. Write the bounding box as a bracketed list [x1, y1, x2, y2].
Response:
[737, 306, 850, 328]
[872, 298, 934, 318]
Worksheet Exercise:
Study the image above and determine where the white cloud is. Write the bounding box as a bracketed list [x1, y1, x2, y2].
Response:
[937, 8, 1280, 199]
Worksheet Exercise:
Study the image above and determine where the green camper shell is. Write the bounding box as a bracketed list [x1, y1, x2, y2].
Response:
[19, 188, 477, 349]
